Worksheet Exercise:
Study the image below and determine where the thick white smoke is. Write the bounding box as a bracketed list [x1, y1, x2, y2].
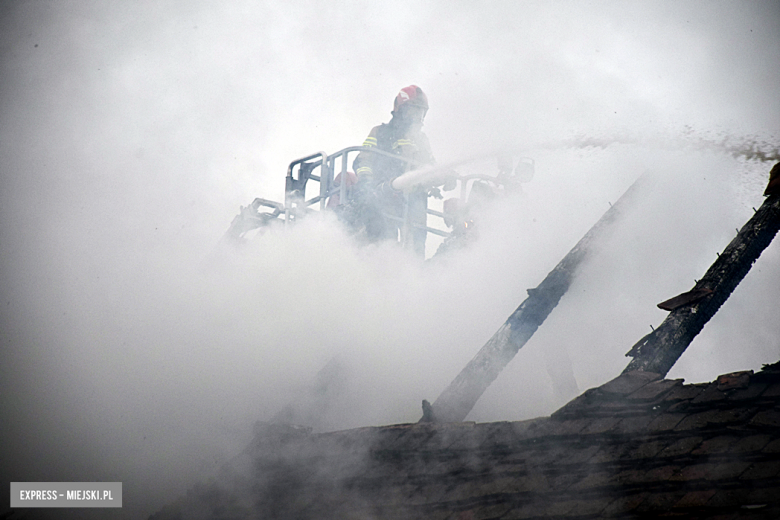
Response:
[1, 1, 778, 518]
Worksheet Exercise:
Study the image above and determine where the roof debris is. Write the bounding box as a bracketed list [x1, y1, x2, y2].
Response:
[657, 287, 713, 311]
[150, 365, 780, 520]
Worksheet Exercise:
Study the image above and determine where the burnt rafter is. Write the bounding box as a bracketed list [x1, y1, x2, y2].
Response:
[625, 193, 780, 376]
[428, 175, 651, 423]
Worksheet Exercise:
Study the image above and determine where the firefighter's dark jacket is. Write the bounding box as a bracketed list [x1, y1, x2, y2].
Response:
[352, 119, 435, 187]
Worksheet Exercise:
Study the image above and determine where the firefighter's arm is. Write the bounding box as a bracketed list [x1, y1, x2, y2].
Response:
[415, 132, 457, 190]
[353, 126, 380, 183]
[415, 131, 436, 166]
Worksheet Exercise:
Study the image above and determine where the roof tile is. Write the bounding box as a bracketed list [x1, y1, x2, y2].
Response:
[568, 470, 612, 491]
[676, 461, 750, 481]
[666, 401, 689, 413]
[499, 502, 544, 520]
[716, 371, 753, 391]
[609, 465, 681, 487]
[444, 478, 509, 502]
[762, 382, 780, 397]
[746, 486, 780, 505]
[761, 438, 780, 453]
[404, 484, 444, 506]
[634, 490, 686, 512]
[620, 439, 668, 460]
[412, 481, 449, 504]
[483, 475, 522, 495]
[580, 416, 621, 435]
[646, 412, 687, 431]
[445, 433, 485, 451]
[671, 462, 715, 481]
[707, 488, 750, 508]
[542, 498, 578, 516]
[519, 419, 555, 439]
[510, 418, 545, 440]
[479, 422, 519, 449]
[739, 461, 780, 480]
[726, 382, 768, 401]
[564, 444, 601, 465]
[611, 415, 656, 434]
[464, 503, 512, 520]
[626, 378, 683, 402]
[690, 383, 728, 404]
[749, 409, 780, 428]
[730, 434, 772, 453]
[663, 383, 706, 403]
[691, 435, 737, 455]
[672, 410, 718, 431]
[511, 473, 552, 494]
[418, 511, 452, 520]
[673, 409, 751, 431]
[435, 423, 478, 450]
[568, 498, 609, 516]
[673, 489, 717, 508]
[599, 370, 662, 396]
[704, 514, 744, 520]
[711, 407, 759, 425]
[524, 443, 574, 467]
[608, 468, 645, 486]
[602, 492, 649, 515]
[595, 399, 642, 416]
[641, 465, 680, 483]
[546, 472, 583, 492]
[494, 452, 529, 470]
[550, 391, 613, 419]
[537, 418, 589, 437]
[395, 426, 439, 451]
[658, 436, 704, 457]
[589, 443, 629, 464]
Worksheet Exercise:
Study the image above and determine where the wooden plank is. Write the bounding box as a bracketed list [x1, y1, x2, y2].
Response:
[624, 194, 780, 377]
[657, 288, 713, 311]
[427, 175, 650, 423]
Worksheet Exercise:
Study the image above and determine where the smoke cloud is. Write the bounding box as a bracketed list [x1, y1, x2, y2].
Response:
[1, 1, 778, 518]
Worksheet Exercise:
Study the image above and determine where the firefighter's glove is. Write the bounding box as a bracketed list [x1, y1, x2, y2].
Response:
[355, 176, 377, 201]
[428, 187, 444, 200]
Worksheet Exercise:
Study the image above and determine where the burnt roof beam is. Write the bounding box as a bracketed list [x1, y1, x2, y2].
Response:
[428, 175, 650, 423]
[624, 194, 780, 376]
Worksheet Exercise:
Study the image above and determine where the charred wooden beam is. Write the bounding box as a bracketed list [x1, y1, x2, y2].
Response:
[624, 193, 780, 376]
[428, 175, 649, 423]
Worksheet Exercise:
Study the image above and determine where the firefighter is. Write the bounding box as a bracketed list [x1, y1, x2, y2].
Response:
[350, 85, 435, 256]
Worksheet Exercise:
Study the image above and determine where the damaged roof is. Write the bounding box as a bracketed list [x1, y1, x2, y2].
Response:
[151, 362, 780, 520]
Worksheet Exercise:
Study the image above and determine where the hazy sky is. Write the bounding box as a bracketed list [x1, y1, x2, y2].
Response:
[1, 1, 779, 518]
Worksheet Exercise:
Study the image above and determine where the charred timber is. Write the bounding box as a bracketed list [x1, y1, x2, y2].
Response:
[428, 176, 649, 423]
[624, 194, 780, 376]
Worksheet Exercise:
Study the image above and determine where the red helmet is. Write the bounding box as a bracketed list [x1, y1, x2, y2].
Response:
[393, 85, 429, 113]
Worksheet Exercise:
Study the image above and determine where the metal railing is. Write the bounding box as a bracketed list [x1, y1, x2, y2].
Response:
[284, 146, 451, 241]
[228, 146, 534, 248]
